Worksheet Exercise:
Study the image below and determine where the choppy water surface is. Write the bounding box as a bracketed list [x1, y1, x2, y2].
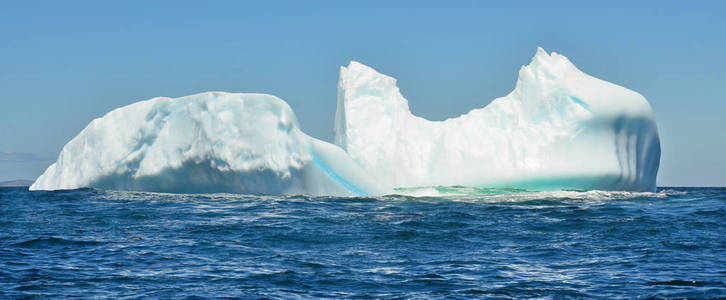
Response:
[1, 187, 725, 298]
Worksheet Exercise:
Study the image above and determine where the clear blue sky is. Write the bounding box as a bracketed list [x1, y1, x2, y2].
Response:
[1, 1, 724, 186]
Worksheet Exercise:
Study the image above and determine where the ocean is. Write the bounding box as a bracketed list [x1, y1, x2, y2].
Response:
[1, 187, 724, 298]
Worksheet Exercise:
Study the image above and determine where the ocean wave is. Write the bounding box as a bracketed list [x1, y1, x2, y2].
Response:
[391, 186, 680, 201]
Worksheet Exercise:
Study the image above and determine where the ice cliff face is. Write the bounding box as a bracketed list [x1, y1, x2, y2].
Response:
[30, 92, 391, 196]
[335, 48, 660, 192]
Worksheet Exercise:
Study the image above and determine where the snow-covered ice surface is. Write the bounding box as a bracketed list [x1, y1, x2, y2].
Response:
[336, 48, 660, 192]
[30, 92, 392, 196]
[32, 48, 660, 195]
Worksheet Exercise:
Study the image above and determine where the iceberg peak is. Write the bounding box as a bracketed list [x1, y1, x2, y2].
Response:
[529, 47, 575, 71]
[517, 48, 578, 88]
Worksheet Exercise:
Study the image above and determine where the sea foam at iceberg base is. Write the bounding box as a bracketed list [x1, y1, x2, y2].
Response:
[31, 48, 660, 195]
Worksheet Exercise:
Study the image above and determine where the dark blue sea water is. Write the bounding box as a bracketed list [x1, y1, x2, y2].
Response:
[1, 187, 725, 298]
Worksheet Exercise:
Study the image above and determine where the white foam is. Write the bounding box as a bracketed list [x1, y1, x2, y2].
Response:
[392, 186, 671, 202]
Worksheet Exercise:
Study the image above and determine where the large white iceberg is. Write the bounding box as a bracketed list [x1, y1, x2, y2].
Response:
[30, 92, 392, 196]
[335, 48, 660, 192]
[32, 48, 660, 195]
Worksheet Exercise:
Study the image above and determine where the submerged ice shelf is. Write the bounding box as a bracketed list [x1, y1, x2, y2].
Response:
[31, 48, 660, 195]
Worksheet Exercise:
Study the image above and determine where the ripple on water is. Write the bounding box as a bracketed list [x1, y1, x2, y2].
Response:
[0, 186, 724, 298]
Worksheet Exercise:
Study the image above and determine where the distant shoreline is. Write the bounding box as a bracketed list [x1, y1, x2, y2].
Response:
[0, 180, 34, 187]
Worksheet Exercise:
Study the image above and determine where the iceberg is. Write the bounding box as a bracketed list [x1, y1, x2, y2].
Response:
[31, 47, 660, 195]
[335, 48, 660, 192]
[30, 92, 392, 196]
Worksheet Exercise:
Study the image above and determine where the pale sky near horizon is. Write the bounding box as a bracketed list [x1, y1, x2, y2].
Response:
[1, 1, 725, 186]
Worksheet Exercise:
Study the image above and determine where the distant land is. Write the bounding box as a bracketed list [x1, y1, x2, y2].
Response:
[0, 180, 34, 187]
